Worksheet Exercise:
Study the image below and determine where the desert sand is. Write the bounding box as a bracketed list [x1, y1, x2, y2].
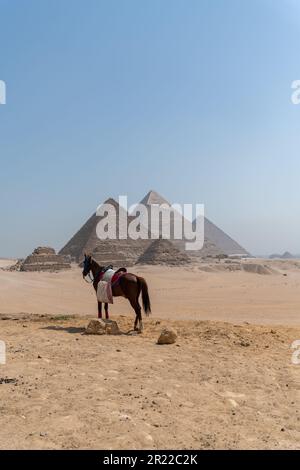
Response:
[1, 260, 300, 325]
[0, 259, 17, 269]
[0, 259, 299, 449]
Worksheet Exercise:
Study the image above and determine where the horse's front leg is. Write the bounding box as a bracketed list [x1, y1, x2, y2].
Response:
[98, 302, 102, 319]
[104, 303, 109, 319]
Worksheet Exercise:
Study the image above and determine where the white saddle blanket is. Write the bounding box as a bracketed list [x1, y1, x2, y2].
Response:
[101, 269, 115, 282]
[97, 280, 113, 304]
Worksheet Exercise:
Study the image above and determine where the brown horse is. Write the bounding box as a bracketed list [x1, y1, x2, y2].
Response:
[82, 254, 151, 331]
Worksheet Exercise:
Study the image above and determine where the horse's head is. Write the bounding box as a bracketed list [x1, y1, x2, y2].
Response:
[82, 253, 92, 278]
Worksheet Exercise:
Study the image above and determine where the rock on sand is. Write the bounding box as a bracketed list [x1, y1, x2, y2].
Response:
[85, 319, 120, 335]
[157, 327, 177, 344]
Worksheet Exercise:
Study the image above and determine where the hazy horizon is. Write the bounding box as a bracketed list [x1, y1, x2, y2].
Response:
[0, 188, 297, 259]
[1, 0, 300, 258]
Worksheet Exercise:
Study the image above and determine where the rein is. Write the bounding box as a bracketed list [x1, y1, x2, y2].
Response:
[84, 272, 94, 284]
[84, 267, 102, 284]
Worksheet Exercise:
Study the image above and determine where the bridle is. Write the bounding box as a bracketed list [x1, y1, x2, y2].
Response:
[83, 272, 94, 284]
[83, 257, 94, 283]
[83, 257, 102, 284]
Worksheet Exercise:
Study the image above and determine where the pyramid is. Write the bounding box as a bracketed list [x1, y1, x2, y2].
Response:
[140, 190, 171, 207]
[59, 212, 99, 261]
[269, 251, 295, 259]
[197, 217, 249, 256]
[21, 247, 71, 272]
[60, 190, 249, 266]
[136, 239, 191, 266]
[59, 198, 151, 266]
[138, 191, 248, 258]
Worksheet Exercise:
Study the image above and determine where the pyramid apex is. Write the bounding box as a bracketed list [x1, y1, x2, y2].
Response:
[99, 197, 130, 215]
[102, 197, 119, 207]
[140, 190, 170, 206]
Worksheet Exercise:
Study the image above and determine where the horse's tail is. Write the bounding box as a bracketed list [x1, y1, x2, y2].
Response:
[138, 277, 151, 316]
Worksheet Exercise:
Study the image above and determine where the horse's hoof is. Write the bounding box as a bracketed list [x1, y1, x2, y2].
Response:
[126, 329, 138, 336]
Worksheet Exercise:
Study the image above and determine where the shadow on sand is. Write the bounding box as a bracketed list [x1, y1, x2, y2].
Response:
[41, 326, 86, 334]
[41, 325, 141, 336]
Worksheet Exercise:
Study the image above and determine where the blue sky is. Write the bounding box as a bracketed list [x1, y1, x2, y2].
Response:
[0, 0, 300, 257]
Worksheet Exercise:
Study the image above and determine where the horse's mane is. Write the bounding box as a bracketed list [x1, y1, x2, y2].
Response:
[91, 258, 102, 271]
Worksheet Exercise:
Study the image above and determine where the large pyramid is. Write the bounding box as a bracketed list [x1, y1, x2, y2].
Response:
[59, 190, 249, 265]
[196, 216, 248, 256]
[138, 191, 247, 258]
[140, 190, 171, 207]
[59, 198, 151, 266]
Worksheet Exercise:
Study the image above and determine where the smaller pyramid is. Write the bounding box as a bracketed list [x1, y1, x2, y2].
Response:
[269, 251, 295, 259]
[281, 251, 294, 259]
[21, 247, 71, 272]
[189, 238, 226, 259]
[136, 239, 191, 266]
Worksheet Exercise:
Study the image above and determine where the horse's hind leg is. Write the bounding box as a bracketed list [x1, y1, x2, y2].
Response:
[98, 302, 102, 319]
[139, 311, 143, 332]
[129, 298, 142, 332]
[136, 286, 143, 331]
[104, 303, 109, 319]
[136, 298, 143, 331]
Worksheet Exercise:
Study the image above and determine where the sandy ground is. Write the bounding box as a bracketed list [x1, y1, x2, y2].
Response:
[1, 261, 300, 325]
[0, 259, 17, 269]
[0, 260, 299, 449]
[0, 314, 299, 450]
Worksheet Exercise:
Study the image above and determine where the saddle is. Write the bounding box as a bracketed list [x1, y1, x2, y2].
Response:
[111, 268, 127, 285]
[99, 265, 127, 284]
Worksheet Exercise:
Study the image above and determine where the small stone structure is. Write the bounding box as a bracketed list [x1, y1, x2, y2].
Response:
[20, 247, 71, 272]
